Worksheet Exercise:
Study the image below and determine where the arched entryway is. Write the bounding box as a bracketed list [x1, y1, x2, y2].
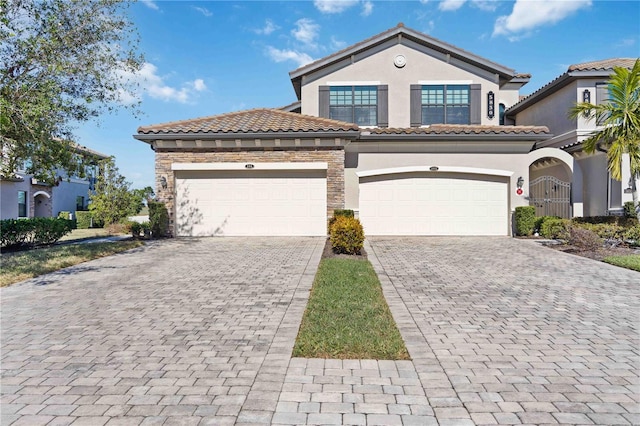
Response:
[33, 191, 52, 218]
[526, 148, 582, 218]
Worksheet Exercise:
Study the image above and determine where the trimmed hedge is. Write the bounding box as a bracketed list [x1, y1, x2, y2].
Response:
[75, 211, 93, 229]
[330, 216, 365, 255]
[1, 218, 74, 249]
[514, 206, 536, 236]
[148, 201, 169, 238]
[540, 218, 570, 239]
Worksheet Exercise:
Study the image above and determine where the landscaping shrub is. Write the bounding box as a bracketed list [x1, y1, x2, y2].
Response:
[624, 225, 640, 246]
[624, 201, 638, 218]
[574, 223, 626, 240]
[105, 221, 129, 235]
[572, 215, 637, 227]
[540, 218, 570, 239]
[328, 209, 355, 232]
[534, 216, 557, 234]
[567, 226, 602, 251]
[129, 221, 142, 238]
[75, 211, 93, 229]
[514, 206, 536, 236]
[57, 211, 71, 220]
[330, 216, 365, 255]
[0, 218, 74, 249]
[148, 201, 169, 238]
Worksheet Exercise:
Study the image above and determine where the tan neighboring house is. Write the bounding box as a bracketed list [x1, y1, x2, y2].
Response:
[0, 144, 107, 220]
[135, 24, 588, 237]
[507, 58, 638, 218]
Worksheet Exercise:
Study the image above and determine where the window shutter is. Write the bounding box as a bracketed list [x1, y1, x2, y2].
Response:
[410, 85, 422, 127]
[470, 84, 481, 125]
[377, 85, 388, 127]
[596, 83, 608, 105]
[319, 86, 330, 118]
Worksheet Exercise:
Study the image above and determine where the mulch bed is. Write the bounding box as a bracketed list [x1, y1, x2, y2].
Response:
[321, 238, 367, 260]
[539, 240, 640, 261]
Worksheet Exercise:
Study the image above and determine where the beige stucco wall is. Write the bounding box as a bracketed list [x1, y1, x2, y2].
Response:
[301, 43, 520, 127]
[515, 81, 577, 135]
[530, 163, 571, 182]
[155, 148, 345, 236]
[577, 153, 609, 216]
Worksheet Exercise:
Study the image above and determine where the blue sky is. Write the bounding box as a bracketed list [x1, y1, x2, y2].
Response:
[75, 0, 640, 190]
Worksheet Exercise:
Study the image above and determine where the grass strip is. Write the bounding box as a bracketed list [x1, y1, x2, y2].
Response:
[603, 254, 640, 272]
[0, 241, 143, 287]
[58, 228, 115, 242]
[293, 258, 410, 360]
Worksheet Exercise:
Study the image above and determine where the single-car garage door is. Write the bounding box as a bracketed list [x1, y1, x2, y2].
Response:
[359, 172, 508, 236]
[174, 169, 327, 236]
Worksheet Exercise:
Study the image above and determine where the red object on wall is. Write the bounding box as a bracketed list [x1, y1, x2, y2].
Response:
[516, 188, 523, 195]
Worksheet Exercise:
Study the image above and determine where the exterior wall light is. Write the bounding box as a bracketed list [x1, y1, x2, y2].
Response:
[160, 176, 168, 189]
[583, 89, 591, 103]
[517, 176, 524, 189]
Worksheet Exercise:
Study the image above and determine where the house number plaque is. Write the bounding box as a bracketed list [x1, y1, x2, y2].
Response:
[245, 164, 255, 169]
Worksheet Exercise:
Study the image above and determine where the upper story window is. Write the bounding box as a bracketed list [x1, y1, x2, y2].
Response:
[329, 86, 377, 126]
[410, 83, 480, 127]
[499, 103, 506, 125]
[421, 85, 470, 125]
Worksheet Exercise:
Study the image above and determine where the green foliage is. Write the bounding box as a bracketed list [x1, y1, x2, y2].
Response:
[148, 201, 169, 238]
[89, 157, 136, 225]
[328, 209, 355, 231]
[603, 255, 640, 272]
[129, 186, 155, 215]
[575, 223, 626, 240]
[624, 225, 640, 245]
[534, 216, 558, 233]
[57, 211, 71, 220]
[293, 258, 410, 360]
[567, 226, 602, 251]
[572, 215, 638, 226]
[540, 218, 570, 239]
[330, 216, 365, 255]
[0, 0, 144, 183]
[75, 211, 93, 229]
[514, 206, 536, 236]
[569, 59, 640, 221]
[0, 218, 73, 249]
[129, 221, 142, 238]
[624, 201, 638, 218]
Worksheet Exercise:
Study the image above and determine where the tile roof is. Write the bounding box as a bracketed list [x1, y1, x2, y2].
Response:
[568, 58, 637, 71]
[137, 108, 359, 135]
[367, 124, 549, 135]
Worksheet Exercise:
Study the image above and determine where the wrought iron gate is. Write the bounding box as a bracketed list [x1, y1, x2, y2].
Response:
[529, 176, 571, 218]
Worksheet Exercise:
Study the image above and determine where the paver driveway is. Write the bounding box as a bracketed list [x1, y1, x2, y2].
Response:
[1, 238, 323, 426]
[367, 237, 640, 425]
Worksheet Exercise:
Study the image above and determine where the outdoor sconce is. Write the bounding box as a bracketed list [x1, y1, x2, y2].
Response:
[517, 176, 524, 189]
[487, 91, 495, 119]
[160, 176, 168, 189]
[583, 89, 591, 103]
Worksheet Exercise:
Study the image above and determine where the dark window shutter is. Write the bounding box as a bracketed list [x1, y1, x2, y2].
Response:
[470, 84, 481, 125]
[377, 85, 388, 127]
[410, 84, 422, 127]
[596, 83, 608, 105]
[319, 86, 330, 118]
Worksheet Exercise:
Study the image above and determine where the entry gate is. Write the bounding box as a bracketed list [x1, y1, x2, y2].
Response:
[529, 176, 571, 218]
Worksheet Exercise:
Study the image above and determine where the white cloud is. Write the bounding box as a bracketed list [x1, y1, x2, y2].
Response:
[265, 46, 314, 67]
[192, 6, 212, 17]
[292, 18, 320, 48]
[472, 0, 498, 11]
[493, 0, 591, 38]
[141, 0, 159, 10]
[615, 37, 636, 48]
[361, 1, 373, 16]
[439, 0, 466, 11]
[115, 63, 205, 104]
[314, 0, 359, 13]
[330, 36, 347, 50]
[254, 19, 279, 35]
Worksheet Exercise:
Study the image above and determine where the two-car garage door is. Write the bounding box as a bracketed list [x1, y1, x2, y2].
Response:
[174, 169, 327, 236]
[359, 173, 509, 236]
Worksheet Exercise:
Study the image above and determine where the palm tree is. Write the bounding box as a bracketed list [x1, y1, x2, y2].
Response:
[570, 59, 640, 221]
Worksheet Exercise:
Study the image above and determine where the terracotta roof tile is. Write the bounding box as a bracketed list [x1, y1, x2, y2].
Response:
[368, 124, 549, 135]
[137, 108, 359, 134]
[568, 58, 637, 71]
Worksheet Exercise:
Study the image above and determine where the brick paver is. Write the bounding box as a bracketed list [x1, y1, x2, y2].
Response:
[368, 236, 640, 426]
[1, 238, 323, 426]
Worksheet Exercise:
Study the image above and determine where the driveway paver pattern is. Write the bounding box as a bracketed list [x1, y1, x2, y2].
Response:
[367, 236, 640, 426]
[1, 238, 323, 426]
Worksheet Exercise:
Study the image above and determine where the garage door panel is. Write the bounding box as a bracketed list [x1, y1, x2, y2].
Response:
[175, 170, 326, 236]
[359, 174, 508, 236]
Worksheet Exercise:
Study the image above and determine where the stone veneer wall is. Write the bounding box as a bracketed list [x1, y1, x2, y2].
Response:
[155, 148, 345, 236]
[29, 185, 53, 218]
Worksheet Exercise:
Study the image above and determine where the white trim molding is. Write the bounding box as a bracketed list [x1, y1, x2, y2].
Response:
[356, 166, 513, 178]
[171, 162, 328, 171]
[32, 191, 51, 199]
[325, 81, 381, 85]
[418, 80, 473, 85]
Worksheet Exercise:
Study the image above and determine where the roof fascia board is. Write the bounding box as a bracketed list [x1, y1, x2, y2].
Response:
[134, 130, 360, 142]
[358, 132, 551, 142]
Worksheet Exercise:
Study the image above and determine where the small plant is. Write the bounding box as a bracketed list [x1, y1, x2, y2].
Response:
[129, 221, 142, 238]
[575, 223, 626, 240]
[75, 211, 93, 229]
[330, 216, 365, 255]
[148, 201, 169, 237]
[534, 216, 557, 235]
[567, 226, 602, 251]
[328, 209, 355, 232]
[624, 201, 638, 219]
[624, 225, 640, 246]
[514, 206, 536, 236]
[540, 218, 570, 240]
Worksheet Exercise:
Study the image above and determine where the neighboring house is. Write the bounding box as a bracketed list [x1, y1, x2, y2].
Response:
[134, 24, 588, 237]
[506, 59, 638, 218]
[0, 144, 108, 220]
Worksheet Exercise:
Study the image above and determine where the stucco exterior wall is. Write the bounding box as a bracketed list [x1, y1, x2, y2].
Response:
[301, 43, 517, 127]
[155, 148, 345, 236]
[0, 180, 31, 219]
[52, 180, 91, 216]
[577, 153, 609, 216]
[530, 163, 571, 183]
[515, 81, 578, 136]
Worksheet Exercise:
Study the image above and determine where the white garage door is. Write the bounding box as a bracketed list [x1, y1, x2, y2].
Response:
[175, 170, 327, 236]
[359, 173, 508, 236]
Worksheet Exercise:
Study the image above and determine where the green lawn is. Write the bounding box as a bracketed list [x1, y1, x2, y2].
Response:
[603, 254, 640, 272]
[58, 228, 115, 242]
[293, 258, 410, 360]
[0, 241, 143, 287]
